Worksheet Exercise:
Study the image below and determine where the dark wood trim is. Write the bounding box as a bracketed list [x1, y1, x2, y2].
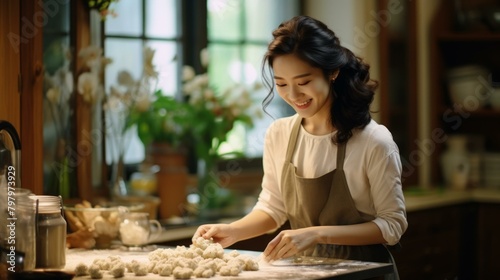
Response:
[406, 0, 419, 185]
[0, 0, 21, 129]
[182, 0, 208, 76]
[377, 0, 419, 186]
[72, 0, 93, 200]
[377, 0, 390, 125]
[20, 0, 44, 195]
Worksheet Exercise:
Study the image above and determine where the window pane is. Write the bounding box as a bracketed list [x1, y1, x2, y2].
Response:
[243, 44, 266, 85]
[105, 0, 142, 36]
[245, 0, 299, 41]
[43, 0, 70, 33]
[208, 44, 240, 92]
[104, 39, 144, 164]
[145, 0, 179, 38]
[104, 39, 143, 90]
[146, 40, 179, 95]
[207, 0, 243, 41]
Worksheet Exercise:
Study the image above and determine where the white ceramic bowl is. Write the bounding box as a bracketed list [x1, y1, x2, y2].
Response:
[447, 65, 490, 110]
[489, 88, 500, 109]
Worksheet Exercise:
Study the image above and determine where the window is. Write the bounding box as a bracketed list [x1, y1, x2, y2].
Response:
[103, 0, 299, 164]
[104, 0, 182, 164]
[207, 0, 298, 157]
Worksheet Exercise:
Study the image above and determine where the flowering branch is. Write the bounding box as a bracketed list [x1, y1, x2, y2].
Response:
[86, 0, 119, 20]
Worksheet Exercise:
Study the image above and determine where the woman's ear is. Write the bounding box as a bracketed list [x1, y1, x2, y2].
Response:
[330, 70, 340, 81]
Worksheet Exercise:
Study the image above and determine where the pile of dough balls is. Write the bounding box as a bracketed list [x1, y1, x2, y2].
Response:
[74, 256, 126, 279]
[73, 237, 259, 279]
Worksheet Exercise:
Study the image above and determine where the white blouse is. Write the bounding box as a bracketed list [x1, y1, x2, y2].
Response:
[253, 114, 408, 246]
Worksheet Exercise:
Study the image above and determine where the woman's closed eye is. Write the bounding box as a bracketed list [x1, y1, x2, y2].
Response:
[275, 81, 310, 87]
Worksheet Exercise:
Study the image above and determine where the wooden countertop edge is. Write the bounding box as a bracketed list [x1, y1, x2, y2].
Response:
[404, 188, 500, 212]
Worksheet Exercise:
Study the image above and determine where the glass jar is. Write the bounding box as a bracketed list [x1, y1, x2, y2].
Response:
[0, 188, 35, 272]
[16, 194, 36, 271]
[31, 195, 66, 269]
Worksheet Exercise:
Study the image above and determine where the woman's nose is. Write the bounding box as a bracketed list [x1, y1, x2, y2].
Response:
[288, 85, 302, 98]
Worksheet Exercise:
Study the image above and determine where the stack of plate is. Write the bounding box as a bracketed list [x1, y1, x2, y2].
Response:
[482, 153, 500, 188]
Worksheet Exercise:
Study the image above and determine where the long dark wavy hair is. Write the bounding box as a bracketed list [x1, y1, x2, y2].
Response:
[262, 15, 378, 144]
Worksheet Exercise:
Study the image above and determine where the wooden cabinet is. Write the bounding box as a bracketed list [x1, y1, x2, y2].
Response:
[430, 0, 500, 185]
[0, 0, 44, 194]
[0, 0, 21, 130]
[476, 203, 500, 279]
[393, 202, 500, 279]
[393, 205, 464, 280]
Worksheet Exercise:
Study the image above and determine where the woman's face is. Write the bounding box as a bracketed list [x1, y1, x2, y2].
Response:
[272, 53, 332, 122]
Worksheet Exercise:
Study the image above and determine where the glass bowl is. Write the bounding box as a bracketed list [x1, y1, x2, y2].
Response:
[64, 201, 145, 249]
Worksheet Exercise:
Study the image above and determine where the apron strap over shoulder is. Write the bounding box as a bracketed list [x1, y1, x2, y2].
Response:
[284, 116, 303, 162]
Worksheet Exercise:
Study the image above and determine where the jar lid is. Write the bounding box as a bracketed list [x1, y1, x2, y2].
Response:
[29, 195, 62, 213]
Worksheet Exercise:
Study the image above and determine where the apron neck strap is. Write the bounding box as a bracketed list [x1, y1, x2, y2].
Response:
[285, 116, 303, 161]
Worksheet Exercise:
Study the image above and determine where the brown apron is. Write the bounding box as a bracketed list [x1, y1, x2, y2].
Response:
[280, 117, 398, 279]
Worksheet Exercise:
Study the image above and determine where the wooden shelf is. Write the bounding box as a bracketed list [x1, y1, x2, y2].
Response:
[437, 32, 500, 42]
[441, 107, 500, 117]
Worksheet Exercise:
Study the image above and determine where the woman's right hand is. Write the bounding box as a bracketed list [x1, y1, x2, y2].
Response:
[192, 224, 238, 248]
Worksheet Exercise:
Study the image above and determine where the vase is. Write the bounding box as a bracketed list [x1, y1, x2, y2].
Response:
[110, 154, 127, 197]
[145, 143, 188, 219]
[440, 135, 470, 190]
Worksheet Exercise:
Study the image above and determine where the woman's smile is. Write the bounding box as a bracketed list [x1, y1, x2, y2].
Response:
[294, 98, 313, 109]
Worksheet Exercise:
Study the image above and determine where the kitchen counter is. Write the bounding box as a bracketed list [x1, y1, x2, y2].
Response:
[64, 249, 393, 280]
[403, 187, 500, 211]
[151, 188, 500, 244]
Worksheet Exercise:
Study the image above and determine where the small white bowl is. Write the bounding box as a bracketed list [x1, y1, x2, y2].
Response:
[489, 88, 500, 110]
[447, 65, 490, 110]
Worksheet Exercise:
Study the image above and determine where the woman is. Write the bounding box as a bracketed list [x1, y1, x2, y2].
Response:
[193, 15, 407, 278]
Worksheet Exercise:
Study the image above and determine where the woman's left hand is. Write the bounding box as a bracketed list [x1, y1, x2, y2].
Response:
[263, 228, 318, 261]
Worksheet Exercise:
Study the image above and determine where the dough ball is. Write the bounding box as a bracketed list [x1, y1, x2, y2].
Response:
[158, 263, 174, 276]
[219, 265, 241, 276]
[193, 265, 215, 278]
[88, 264, 103, 279]
[173, 266, 193, 279]
[134, 262, 149, 276]
[110, 262, 126, 278]
[74, 262, 88, 276]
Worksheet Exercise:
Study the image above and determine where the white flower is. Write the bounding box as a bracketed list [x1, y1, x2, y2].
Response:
[79, 45, 102, 71]
[46, 87, 60, 104]
[77, 72, 99, 104]
[200, 48, 209, 68]
[193, 73, 209, 89]
[182, 65, 196, 81]
[143, 47, 158, 78]
[117, 70, 135, 87]
[63, 71, 74, 94]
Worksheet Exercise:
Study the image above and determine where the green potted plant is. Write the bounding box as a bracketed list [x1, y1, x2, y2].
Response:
[132, 89, 191, 149]
[179, 50, 260, 214]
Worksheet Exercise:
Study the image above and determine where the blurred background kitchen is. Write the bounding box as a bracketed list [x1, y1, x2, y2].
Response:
[1, 0, 500, 279]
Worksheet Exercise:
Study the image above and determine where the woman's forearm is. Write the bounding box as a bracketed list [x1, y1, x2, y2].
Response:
[315, 222, 387, 246]
[229, 210, 278, 242]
